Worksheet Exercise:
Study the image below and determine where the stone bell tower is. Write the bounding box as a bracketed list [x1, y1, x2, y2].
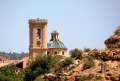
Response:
[29, 18, 48, 59]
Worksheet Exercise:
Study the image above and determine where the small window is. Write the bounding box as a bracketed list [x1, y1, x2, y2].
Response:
[37, 41, 40, 47]
[62, 51, 64, 55]
[37, 29, 41, 39]
[54, 51, 57, 55]
[47, 52, 50, 54]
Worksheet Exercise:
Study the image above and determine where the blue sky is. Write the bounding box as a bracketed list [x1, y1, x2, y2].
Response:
[0, 0, 120, 53]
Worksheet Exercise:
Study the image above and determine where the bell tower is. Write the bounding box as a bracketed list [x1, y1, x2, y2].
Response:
[29, 18, 48, 59]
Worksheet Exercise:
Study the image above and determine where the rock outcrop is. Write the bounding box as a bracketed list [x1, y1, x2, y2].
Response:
[105, 27, 120, 49]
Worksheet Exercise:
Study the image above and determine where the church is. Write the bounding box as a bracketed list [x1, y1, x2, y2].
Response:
[29, 18, 68, 59]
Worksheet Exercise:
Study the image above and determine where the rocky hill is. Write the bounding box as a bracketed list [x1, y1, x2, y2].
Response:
[34, 27, 120, 81]
[105, 27, 120, 49]
[34, 49, 120, 81]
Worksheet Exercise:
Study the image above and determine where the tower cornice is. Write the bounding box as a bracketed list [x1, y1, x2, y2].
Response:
[29, 18, 48, 24]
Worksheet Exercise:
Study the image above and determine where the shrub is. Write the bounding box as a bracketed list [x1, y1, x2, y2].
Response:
[70, 48, 83, 59]
[83, 48, 91, 52]
[0, 65, 25, 81]
[95, 74, 102, 80]
[60, 57, 72, 68]
[0, 74, 12, 81]
[83, 56, 94, 70]
[53, 57, 72, 74]
[75, 75, 93, 81]
[24, 54, 56, 81]
[114, 26, 120, 35]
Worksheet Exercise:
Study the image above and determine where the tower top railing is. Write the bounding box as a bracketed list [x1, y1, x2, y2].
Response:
[29, 18, 48, 24]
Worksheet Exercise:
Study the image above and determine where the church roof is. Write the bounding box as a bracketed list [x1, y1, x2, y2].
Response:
[47, 40, 66, 49]
[47, 30, 67, 49]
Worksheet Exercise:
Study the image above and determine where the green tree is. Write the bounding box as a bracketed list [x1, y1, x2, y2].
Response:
[24, 54, 56, 81]
[70, 48, 83, 59]
[0, 65, 25, 81]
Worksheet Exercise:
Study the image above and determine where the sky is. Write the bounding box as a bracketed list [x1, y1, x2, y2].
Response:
[0, 0, 120, 53]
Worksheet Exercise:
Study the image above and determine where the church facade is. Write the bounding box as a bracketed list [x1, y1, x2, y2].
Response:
[29, 18, 67, 59]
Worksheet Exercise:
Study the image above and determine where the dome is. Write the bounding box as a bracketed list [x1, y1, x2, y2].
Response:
[47, 40, 66, 49]
[47, 30, 67, 49]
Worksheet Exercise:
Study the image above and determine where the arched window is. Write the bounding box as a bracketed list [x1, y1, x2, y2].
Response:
[47, 52, 50, 54]
[37, 29, 41, 39]
[54, 51, 57, 55]
[62, 51, 64, 55]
